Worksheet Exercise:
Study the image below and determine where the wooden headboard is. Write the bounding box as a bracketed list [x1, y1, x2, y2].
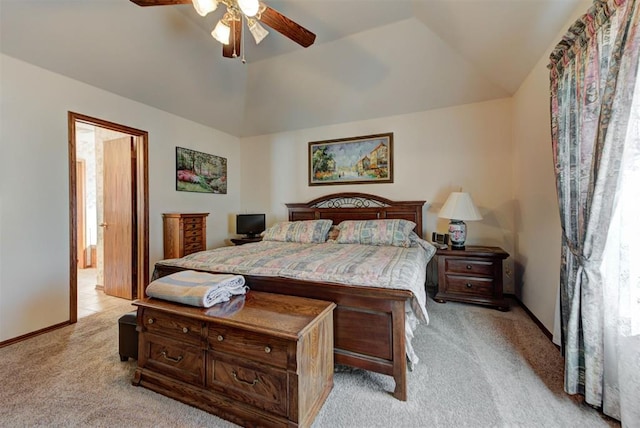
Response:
[286, 192, 426, 235]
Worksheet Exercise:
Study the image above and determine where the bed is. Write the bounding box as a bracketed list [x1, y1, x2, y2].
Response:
[151, 192, 435, 401]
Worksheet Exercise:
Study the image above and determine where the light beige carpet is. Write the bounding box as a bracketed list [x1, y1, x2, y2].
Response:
[0, 295, 619, 427]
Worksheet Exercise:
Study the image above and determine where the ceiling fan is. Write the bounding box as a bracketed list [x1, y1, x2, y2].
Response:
[130, 0, 316, 61]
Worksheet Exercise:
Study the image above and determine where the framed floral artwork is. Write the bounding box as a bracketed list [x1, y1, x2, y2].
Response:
[176, 147, 227, 194]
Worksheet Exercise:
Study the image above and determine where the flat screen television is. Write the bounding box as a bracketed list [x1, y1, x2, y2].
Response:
[236, 213, 266, 238]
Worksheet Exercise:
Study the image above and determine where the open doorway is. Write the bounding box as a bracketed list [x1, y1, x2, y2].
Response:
[68, 112, 149, 323]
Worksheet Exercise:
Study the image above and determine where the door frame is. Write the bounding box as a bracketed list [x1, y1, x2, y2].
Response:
[68, 112, 149, 323]
[76, 160, 87, 269]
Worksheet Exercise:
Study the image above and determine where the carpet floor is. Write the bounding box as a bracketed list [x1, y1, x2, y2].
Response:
[0, 294, 618, 427]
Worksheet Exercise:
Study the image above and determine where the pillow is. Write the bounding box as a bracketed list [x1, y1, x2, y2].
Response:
[327, 225, 340, 241]
[262, 220, 333, 243]
[336, 219, 416, 247]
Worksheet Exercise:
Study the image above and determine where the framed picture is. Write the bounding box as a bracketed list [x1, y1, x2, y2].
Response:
[176, 147, 227, 194]
[308, 132, 393, 186]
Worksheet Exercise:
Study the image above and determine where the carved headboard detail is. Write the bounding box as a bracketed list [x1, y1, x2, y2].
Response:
[286, 192, 425, 235]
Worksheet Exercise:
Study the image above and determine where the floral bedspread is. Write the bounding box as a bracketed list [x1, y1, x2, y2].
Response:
[156, 238, 436, 323]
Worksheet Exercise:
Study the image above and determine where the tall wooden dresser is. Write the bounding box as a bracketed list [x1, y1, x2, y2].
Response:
[162, 213, 208, 259]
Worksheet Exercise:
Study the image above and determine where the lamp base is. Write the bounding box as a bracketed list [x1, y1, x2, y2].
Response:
[447, 220, 467, 250]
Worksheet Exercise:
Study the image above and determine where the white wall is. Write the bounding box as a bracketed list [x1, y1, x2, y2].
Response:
[511, 59, 562, 335]
[240, 98, 516, 291]
[512, 1, 590, 336]
[0, 54, 241, 342]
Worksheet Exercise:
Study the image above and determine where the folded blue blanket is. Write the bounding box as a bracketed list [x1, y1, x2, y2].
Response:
[145, 270, 247, 308]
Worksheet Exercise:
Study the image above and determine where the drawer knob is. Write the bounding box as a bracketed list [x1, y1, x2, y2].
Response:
[148, 318, 154, 324]
[466, 283, 473, 288]
[182, 327, 189, 334]
[217, 335, 224, 342]
[466, 265, 472, 270]
[231, 370, 259, 386]
[264, 346, 271, 354]
[160, 350, 183, 363]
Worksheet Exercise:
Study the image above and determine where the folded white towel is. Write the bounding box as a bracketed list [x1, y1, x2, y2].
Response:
[145, 270, 247, 308]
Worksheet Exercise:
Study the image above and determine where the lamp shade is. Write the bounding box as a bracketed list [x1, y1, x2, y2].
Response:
[237, 0, 260, 17]
[438, 192, 483, 221]
[248, 20, 269, 44]
[211, 19, 231, 45]
[192, 0, 218, 17]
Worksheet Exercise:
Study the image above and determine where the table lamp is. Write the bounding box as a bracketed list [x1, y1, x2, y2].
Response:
[438, 192, 482, 250]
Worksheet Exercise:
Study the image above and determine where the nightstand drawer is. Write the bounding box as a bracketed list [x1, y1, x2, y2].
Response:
[445, 259, 494, 276]
[444, 275, 493, 296]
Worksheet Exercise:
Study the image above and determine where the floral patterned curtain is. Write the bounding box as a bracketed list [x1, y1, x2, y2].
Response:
[548, 0, 640, 423]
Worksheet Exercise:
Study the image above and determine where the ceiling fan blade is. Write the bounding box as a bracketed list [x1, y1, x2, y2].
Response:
[130, 0, 191, 6]
[259, 6, 316, 48]
[222, 18, 242, 58]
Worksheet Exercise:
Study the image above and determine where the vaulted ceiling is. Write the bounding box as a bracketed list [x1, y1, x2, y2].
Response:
[0, 0, 586, 137]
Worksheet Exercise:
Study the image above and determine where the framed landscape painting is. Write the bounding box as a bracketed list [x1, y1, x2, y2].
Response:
[176, 147, 227, 194]
[308, 132, 393, 186]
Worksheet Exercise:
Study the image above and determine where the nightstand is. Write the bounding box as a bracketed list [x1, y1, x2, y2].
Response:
[434, 246, 509, 311]
[230, 236, 263, 245]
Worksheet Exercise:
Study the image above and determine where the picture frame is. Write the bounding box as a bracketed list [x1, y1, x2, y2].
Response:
[308, 132, 393, 186]
[176, 146, 227, 194]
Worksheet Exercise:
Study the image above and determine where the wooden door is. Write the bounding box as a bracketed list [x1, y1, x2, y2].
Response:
[102, 137, 134, 299]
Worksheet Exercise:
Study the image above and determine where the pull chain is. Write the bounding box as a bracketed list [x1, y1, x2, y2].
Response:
[241, 14, 246, 64]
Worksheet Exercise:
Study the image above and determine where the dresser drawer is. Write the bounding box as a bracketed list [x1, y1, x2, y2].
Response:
[207, 353, 288, 417]
[445, 258, 495, 276]
[183, 229, 202, 238]
[141, 308, 203, 345]
[208, 326, 289, 369]
[184, 241, 203, 250]
[184, 234, 203, 244]
[444, 275, 494, 297]
[142, 333, 205, 385]
[183, 220, 203, 230]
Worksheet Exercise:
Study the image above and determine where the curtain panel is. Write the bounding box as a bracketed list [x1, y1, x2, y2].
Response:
[548, 0, 640, 423]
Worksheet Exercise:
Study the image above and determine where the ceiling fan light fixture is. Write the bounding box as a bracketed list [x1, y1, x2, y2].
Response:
[248, 19, 269, 44]
[192, 0, 218, 17]
[211, 18, 231, 45]
[237, 0, 260, 17]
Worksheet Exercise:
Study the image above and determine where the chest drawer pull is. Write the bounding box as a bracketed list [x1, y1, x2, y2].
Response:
[466, 265, 472, 270]
[160, 350, 183, 363]
[182, 327, 189, 333]
[264, 346, 271, 354]
[232, 370, 259, 386]
[148, 318, 154, 324]
[466, 283, 473, 288]
[217, 335, 224, 341]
